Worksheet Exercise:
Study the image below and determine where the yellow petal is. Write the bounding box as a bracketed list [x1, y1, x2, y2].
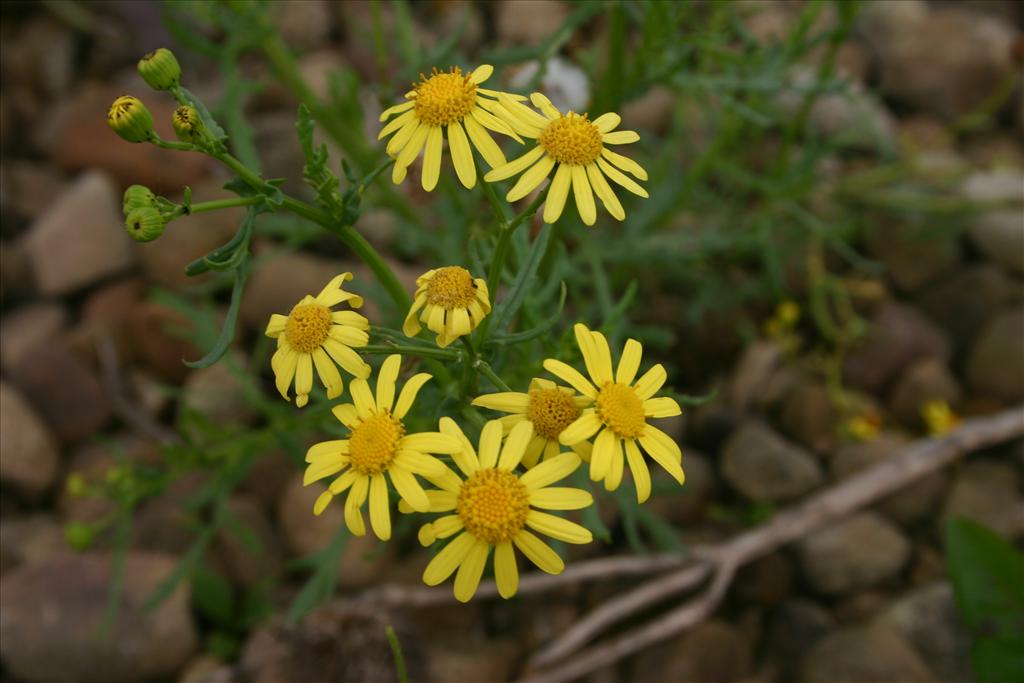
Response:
[498, 420, 534, 471]
[323, 338, 371, 378]
[634, 363, 667, 400]
[571, 164, 597, 226]
[331, 403, 359, 429]
[604, 436, 624, 491]
[469, 64, 493, 84]
[601, 147, 648, 180]
[519, 451, 582, 491]
[529, 487, 593, 510]
[422, 125, 444, 192]
[378, 99, 415, 122]
[313, 490, 333, 516]
[369, 473, 391, 540]
[312, 348, 343, 399]
[574, 323, 612, 385]
[557, 411, 602, 446]
[376, 354, 401, 413]
[543, 358, 597, 398]
[590, 427, 616, 481]
[526, 510, 593, 544]
[454, 539, 490, 602]
[265, 313, 287, 337]
[494, 541, 519, 599]
[387, 117, 421, 157]
[592, 112, 621, 133]
[389, 465, 430, 511]
[423, 532, 474, 584]
[638, 426, 685, 484]
[644, 396, 682, 418]
[379, 108, 416, 139]
[506, 154, 556, 202]
[303, 457, 347, 486]
[394, 373, 432, 419]
[478, 419, 503, 469]
[484, 145, 546, 182]
[295, 353, 314, 397]
[349, 377, 376, 417]
[447, 121, 476, 189]
[602, 130, 640, 145]
[542, 163, 572, 224]
[529, 92, 561, 120]
[586, 163, 625, 221]
[624, 439, 651, 503]
[471, 392, 530, 414]
[305, 439, 350, 463]
[439, 416, 480, 477]
[464, 113, 506, 169]
[513, 529, 564, 574]
[616, 338, 643, 385]
[596, 157, 649, 197]
[394, 122, 429, 173]
[401, 432, 461, 454]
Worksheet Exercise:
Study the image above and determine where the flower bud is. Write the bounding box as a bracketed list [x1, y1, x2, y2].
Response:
[124, 206, 165, 242]
[107, 95, 154, 143]
[122, 184, 156, 215]
[172, 105, 205, 144]
[138, 47, 181, 90]
[64, 521, 94, 551]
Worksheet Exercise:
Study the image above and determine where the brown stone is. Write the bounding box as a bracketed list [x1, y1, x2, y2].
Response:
[0, 381, 60, 499]
[127, 301, 202, 383]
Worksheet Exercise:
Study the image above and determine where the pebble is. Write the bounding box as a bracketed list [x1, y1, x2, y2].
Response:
[765, 599, 835, 680]
[180, 352, 258, 437]
[0, 382, 60, 499]
[0, 303, 68, 371]
[966, 307, 1024, 403]
[0, 515, 64, 573]
[621, 86, 676, 136]
[780, 381, 840, 455]
[22, 170, 137, 296]
[721, 420, 824, 502]
[887, 358, 962, 429]
[213, 496, 283, 590]
[729, 340, 784, 412]
[648, 449, 716, 523]
[797, 512, 910, 595]
[962, 169, 1024, 275]
[916, 264, 1011, 357]
[941, 460, 1024, 541]
[79, 277, 146, 360]
[800, 626, 933, 683]
[631, 619, 753, 683]
[735, 552, 794, 607]
[495, 0, 569, 45]
[0, 160, 67, 222]
[127, 301, 202, 383]
[867, 218, 961, 293]
[0, 552, 198, 682]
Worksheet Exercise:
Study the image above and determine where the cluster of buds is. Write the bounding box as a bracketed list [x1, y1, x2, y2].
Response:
[122, 184, 165, 242]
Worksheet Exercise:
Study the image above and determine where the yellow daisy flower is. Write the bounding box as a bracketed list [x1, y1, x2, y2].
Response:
[412, 418, 593, 602]
[265, 273, 371, 408]
[483, 92, 648, 226]
[378, 65, 524, 191]
[303, 355, 463, 540]
[471, 378, 594, 468]
[403, 266, 491, 348]
[544, 323, 684, 502]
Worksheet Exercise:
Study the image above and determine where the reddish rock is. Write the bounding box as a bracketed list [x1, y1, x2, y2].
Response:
[127, 301, 202, 383]
[0, 303, 68, 371]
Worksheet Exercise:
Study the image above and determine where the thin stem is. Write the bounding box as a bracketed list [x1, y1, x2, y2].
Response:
[473, 359, 513, 392]
[150, 135, 196, 152]
[361, 344, 459, 361]
[188, 195, 264, 214]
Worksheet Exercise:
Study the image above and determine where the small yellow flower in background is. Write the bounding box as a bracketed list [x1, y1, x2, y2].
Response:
[484, 93, 648, 226]
[403, 266, 491, 348]
[303, 355, 463, 540]
[845, 413, 881, 441]
[378, 65, 524, 191]
[411, 419, 593, 602]
[265, 273, 371, 408]
[543, 323, 684, 502]
[472, 378, 593, 468]
[921, 400, 960, 435]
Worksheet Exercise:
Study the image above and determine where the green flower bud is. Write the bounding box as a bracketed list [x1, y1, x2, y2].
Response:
[138, 47, 181, 90]
[107, 95, 154, 143]
[122, 184, 156, 215]
[125, 207, 165, 242]
[172, 105, 205, 144]
[64, 521, 94, 551]
[65, 473, 87, 497]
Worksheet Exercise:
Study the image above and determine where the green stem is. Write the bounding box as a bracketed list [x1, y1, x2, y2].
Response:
[188, 195, 264, 214]
[474, 359, 513, 392]
[150, 135, 196, 152]
[361, 344, 459, 361]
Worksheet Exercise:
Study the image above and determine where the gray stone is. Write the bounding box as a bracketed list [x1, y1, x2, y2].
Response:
[780, 382, 840, 454]
[942, 460, 1024, 541]
[0, 382, 60, 499]
[631, 619, 753, 683]
[888, 358, 962, 429]
[765, 600, 835, 680]
[962, 170, 1024, 274]
[798, 512, 910, 595]
[22, 170, 136, 295]
[966, 308, 1024, 403]
[729, 340, 784, 412]
[214, 496, 283, 590]
[917, 265, 1012, 357]
[495, 0, 570, 45]
[876, 582, 973, 683]
[648, 449, 715, 523]
[721, 421, 823, 502]
[0, 515, 64, 573]
[867, 219, 961, 292]
[0, 160, 67, 221]
[800, 626, 933, 683]
[0, 552, 197, 682]
[0, 303, 68, 371]
[621, 86, 676, 135]
[180, 352, 258, 436]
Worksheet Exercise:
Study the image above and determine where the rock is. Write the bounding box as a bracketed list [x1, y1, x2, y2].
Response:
[942, 460, 1024, 541]
[0, 382, 60, 499]
[177, 655, 231, 683]
[736, 552, 794, 607]
[0, 18, 74, 103]
[22, 170, 136, 296]
[0, 515, 64, 573]
[270, 0, 331, 50]
[8, 344, 110, 442]
[127, 301, 202, 383]
[888, 358, 962, 429]
[876, 582, 972, 683]
[917, 265, 1011, 357]
[0, 160, 67, 221]
[844, 302, 951, 393]
[867, 219, 961, 292]
[621, 86, 676, 135]
[496, 0, 570, 45]
[801, 626, 933, 683]
[0, 552, 198, 682]
[966, 308, 1024, 403]
[648, 449, 715, 523]
[0, 303, 68, 370]
[214, 496, 283, 590]
[130, 474, 209, 557]
[962, 169, 1024, 274]
[799, 513, 910, 595]
[631, 620, 753, 683]
[729, 340, 784, 412]
[765, 600, 835, 680]
[831, 433, 947, 525]
[721, 421, 823, 502]
[240, 604, 420, 683]
[858, 2, 1016, 121]
[780, 382, 840, 454]
[241, 250, 358, 332]
[79, 277, 146, 359]
[0, 239, 33, 304]
[510, 57, 590, 113]
[180, 352, 258, 436]
[239, 449, 294, 512]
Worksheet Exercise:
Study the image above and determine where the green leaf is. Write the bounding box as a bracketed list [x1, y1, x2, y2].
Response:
[495, 223, 553, 333]
[484, 282, 567, 348]
[192, 563, 235, 626]
[183, 260, 248, 369]
[946, 517, 1024, 683]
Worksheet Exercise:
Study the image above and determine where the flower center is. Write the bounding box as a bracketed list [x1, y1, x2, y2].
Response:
[456, 469, 530, 544]
[527, 388, 581, 441]
[348, 412, 405, 475]
[285, 303, 332, 353]
[539, 113, 603, 166]
[413, 67, 477, 127]
[425, 266, 478, 309]
[596, 382, 646, 438]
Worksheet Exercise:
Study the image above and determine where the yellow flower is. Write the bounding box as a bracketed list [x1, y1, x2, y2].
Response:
[484, 93, 648, 226]
[303, 355, 462, 540]
[921, 400, 960, 435]
[411, 418, 593, 602]
[472, 378, 593, 468]
[265, 273, 371, 408]
[544, 323, 684, 502]
[845, 412, 881, 441]
[378, 65, 524, 191]
[403, 266, 491, 348]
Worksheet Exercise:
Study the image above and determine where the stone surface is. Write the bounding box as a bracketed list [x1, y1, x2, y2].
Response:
[214, 496, 283, 590]
[721, 421, 823, 502]
[0, 552, 198, 682]
[798, 512, 910, 595]
[127, 301, 202, 383]
[22, 170, 136, 295]
[831, 433, 947, 525]
[942, 460, 1024, 541]
[735, 551, 794, 607]
[780, 381, 840, 454]
[800, 626, 933, 683]
[917, 265, 1012, 358]
[729, 340, 784, 412]
[180, 352, 258, 436]
[621, 86, 676, 135]
[966, 308, 1024, 403]
[0, 160, 67, 221]
[241, 250, 357, 332]
[876, 582, 972, 683]
[765, 600, 836, 680]
[0, 515, 64, 573]
[962, 169, 1024, 274]
[844, 302, 951, 393]
[0, 303, 68, 370]
[648, 449, 716, 523]
[888, 358, 962, 429]
[867, 219, 961, 292]
[631, 620, 753, 683]
[8, 344, 110, 442]
[495, 0, 570, 45]
[0, 382, 60, 499]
